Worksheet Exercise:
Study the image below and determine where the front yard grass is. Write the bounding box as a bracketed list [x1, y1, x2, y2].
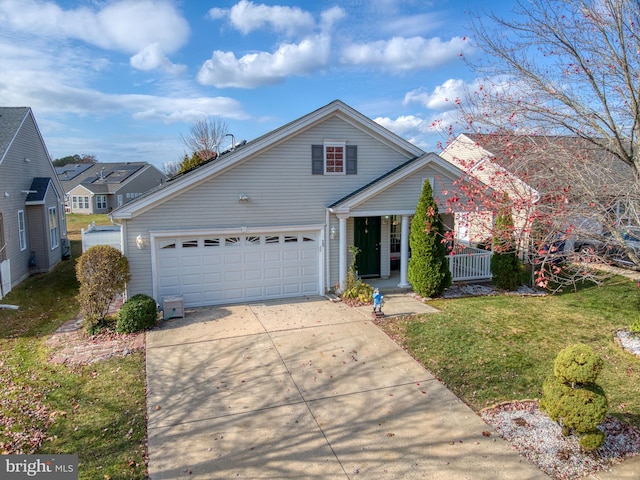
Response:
[0, 239, 147, 479]
[389, 277, 640, 429]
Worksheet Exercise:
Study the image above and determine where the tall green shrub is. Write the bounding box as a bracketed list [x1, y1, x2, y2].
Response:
[540, 344, 608, 452]
[76, 245, 130, 332]
[490, 196, 521, 290]
[408, 179, 451, 297]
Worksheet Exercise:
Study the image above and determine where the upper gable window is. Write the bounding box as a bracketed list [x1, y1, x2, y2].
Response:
[312, 143, 357, 175]
[324, 142, 345, 174]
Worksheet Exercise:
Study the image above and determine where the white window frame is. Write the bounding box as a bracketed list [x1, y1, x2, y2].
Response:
[17, 210, 26, 251]
[48, 206, 59, 250]
[456, 212, 471, 244]
[324, 141, 346, 175]
[72, 196, 78, 209]
[96, 195, 107, 209]
[117, 194, 123, 207]
[83, 196, 89, 209]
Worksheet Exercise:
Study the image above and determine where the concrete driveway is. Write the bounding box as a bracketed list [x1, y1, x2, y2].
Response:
[146, 295, 548, 479]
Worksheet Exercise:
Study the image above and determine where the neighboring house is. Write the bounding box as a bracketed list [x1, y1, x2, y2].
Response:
[0, 107, 68, 297]
[441, 133, 540, 250]
[111, 100, 477, 308]
[57, 162, 166, 214]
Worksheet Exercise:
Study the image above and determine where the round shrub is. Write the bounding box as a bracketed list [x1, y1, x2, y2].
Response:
[540, 377, 608, 436]
[540, 343, 608, 452]
[553, 343, 603, 385]
[116, 294, 158, 333]
[579, 430, 606, 452]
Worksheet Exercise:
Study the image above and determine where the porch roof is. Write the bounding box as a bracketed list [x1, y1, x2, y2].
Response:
[328, 152, 464, 214]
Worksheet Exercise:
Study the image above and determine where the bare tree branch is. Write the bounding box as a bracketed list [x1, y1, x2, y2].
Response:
[180, 117, 229, 162]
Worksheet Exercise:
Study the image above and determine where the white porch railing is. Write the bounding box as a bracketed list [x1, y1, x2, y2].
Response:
[447, 246, 492, 282]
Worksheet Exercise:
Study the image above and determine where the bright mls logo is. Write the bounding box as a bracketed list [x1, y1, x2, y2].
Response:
[2, 455, 78, 479]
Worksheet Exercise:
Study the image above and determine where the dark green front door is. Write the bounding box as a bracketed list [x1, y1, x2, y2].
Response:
[354, 217, 381, 277]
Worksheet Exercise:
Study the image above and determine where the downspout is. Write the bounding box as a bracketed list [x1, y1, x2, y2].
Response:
[325, 209, 330, 295]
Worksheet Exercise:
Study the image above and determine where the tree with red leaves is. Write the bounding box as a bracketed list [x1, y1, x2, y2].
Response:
[444, 0, 640, 289]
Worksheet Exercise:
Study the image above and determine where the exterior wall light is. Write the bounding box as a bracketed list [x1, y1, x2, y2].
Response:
[136, 234, 145, 249]
[330, 225, 338, 240]
[239, 193, 250, 202]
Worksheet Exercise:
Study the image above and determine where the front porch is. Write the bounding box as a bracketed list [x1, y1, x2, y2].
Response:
[354, 245, 493, 294]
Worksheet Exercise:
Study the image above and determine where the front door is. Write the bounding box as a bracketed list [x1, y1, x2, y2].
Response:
[354, 217, 381, 277]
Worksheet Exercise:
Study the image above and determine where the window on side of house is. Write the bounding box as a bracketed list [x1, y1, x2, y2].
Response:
[48, 206, 59, 250]
[311, 143, 357, 175]
[17, 210, 26, 251]
[96, 195, 107, 209]
[324, 142, 345, 174]
[83, 196, 89, 209]
[72, 196, 78, 209]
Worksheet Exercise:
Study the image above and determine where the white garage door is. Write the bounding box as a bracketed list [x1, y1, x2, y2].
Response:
[155, 231, 320, 307]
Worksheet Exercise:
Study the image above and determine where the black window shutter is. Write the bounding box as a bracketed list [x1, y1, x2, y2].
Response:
[311, 145, 323, 174]
[346, 145, 357, 174]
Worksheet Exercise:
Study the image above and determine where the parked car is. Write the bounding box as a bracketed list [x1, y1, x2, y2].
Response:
[575, 226, 640, 270]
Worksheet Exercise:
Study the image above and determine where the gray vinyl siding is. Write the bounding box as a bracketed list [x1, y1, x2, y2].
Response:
[0, 110, 65, 286]
[26, 205, 46, 272]
[122, 117, 416, 299]
[113, 167, 166, 207]
[351, 165, 460, 213]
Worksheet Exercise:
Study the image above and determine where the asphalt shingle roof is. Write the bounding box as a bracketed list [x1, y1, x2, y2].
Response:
[0, 107, 29, 162]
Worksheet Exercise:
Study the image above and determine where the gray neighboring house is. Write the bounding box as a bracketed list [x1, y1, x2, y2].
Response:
[57, 162, 166, 214]
[0, 107, 68, 297]
[111, 100, 477, 308]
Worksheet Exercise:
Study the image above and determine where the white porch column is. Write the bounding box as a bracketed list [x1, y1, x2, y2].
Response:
[337, 214, 348, 291]
[398, 214, 411, 288]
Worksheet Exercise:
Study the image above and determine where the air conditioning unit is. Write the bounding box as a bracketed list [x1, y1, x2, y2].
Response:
[163, 296, 184, 319]
[61, 238, 71, 259]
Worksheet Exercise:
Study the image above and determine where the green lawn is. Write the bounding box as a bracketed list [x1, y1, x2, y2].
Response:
[66, 213, 112, 241]
[2, 222, 639, 477]
[0, 239, 147, 479]
[390, 278, 640, 428]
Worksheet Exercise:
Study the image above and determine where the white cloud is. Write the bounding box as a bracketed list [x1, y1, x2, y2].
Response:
[210, 0, 315, 36]
[320, 6, 346, 31]
[341, 36, 472, 72]
[131, 96, 250, 123]
[404, 79, 468, 111]
[130, 43, 186, 74]
[375, 114, 431, 137]
[374, 110, 462, 150]
[197, 35, 331, 88]
[377, 14, 443, 37]
[0, 0, 189, 72]
[0, 40, 247, 122]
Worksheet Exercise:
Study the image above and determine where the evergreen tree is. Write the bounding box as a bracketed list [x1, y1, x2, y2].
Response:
[490, 195, 522, 290]
[177, 151, 206, 174]
[408, 180, 452, 297]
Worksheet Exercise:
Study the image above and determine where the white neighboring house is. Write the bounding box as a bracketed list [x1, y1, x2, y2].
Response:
[440, 133, 540, 250]
[110, 100, 478, 308]
[0, 107, 68, 297]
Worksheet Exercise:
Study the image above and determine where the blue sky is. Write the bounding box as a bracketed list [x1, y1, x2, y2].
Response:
[0, 0, 516, 169]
